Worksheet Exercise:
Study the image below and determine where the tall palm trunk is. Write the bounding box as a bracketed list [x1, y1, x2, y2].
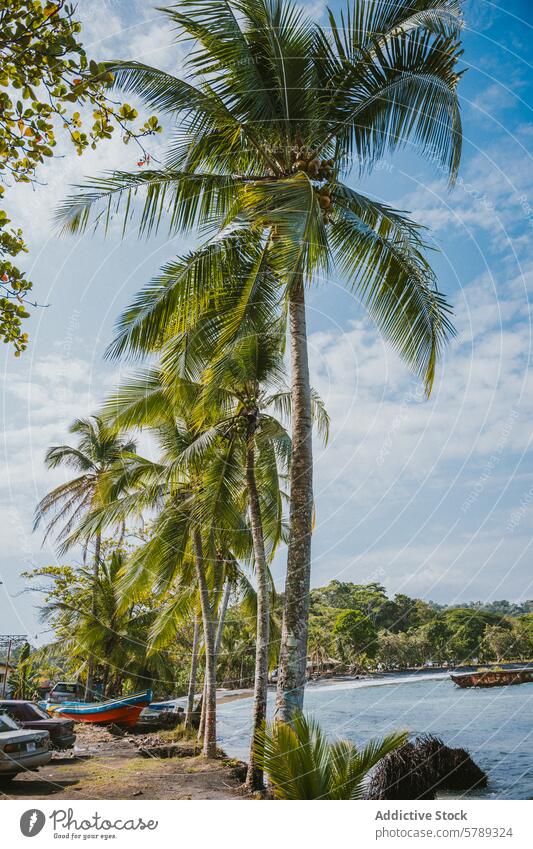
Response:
[197, 578, 231, 739]
[197, 679, 207, 743]
[244, 441, 270, 791]
[185, 612, 200, 729]
[275, 279, 313, 722]
[192, 528, 217, 758]
[214, 579, 231, 658]
[101, 663, 110, 699]
[85, 530, 101, 700]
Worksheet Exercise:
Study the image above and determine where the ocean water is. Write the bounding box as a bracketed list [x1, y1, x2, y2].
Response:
[217, 674, 533, 799]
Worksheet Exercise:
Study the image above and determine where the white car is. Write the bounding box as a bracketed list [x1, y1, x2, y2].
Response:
[0, 710, 52, 781]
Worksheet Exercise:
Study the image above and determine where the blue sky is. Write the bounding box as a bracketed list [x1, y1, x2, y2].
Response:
[1, 0, 532, 641]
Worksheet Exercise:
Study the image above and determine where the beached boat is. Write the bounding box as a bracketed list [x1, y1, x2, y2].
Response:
[45, 690, 152, 727]
[450, 667, 533, 689]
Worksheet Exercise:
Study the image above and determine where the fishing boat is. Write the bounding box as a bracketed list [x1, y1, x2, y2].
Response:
[450, 667, 533, 689]
[45, 690, 152, 727]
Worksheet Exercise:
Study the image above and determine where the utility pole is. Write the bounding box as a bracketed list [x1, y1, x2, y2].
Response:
[0, 635, 27, 697]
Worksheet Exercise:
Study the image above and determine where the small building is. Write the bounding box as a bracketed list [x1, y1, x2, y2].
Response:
[307, 652, 341, 678]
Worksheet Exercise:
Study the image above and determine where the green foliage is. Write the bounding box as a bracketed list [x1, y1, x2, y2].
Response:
[34, 416, 136, 548]
[0, 0, 161, 353]
[311, 581, 436, 632]
[254, 712, 407, 799]
[57, 0, 465, 395]
[23, 544, 184, 697]
[455, 599, 533, 617]
[0, 213, 32, 354]
[332, 609, 377, 662]
[313, 581, 394, 626]
[308, 580, 530, 669]
[8, 642, 38, 699]
[481, 617, 533, 663]
[376, 629, 434, 669]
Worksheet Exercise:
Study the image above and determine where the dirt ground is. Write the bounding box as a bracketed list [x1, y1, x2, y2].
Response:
[0, 725, 248, 800]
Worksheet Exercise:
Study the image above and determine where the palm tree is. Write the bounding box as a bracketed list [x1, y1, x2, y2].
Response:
[255, 712, 407, 799]
[57, 0, 463, 719]
[34, 416, 136, 697]
[35, 549, 174, 698]
[181, 326, 328, 787]
[71, 377, 253, 756]
[8, 643, 37, 700]
[101, 324, 325, 780]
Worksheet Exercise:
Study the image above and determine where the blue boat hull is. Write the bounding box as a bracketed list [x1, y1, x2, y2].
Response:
[45, 690, 152, 727]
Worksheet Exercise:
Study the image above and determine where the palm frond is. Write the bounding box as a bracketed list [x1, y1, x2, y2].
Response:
[56, 169, 241, 238]
[330, 187, 455, 394]
[255, 712, 407, 799]
[106, 229, 254, 360]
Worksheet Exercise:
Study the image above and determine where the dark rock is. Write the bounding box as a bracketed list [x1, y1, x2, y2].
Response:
[366, 734, 488, 800]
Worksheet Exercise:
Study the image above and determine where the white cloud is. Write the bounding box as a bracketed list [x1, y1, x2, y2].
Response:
[396, 144, 533, 270]
[470, 83, 524, 120]
[304, 255, 533, 602]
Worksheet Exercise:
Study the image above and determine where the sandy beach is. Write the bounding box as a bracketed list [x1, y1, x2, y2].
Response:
[0, 725, 247, 801]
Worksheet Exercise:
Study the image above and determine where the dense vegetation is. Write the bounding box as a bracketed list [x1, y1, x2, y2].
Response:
[308, 581, 533, 670]
[56, 0, 463, 735]
[19, 569, 532, 705]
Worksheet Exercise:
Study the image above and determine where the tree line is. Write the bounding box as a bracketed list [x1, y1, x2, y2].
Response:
[307, 580, 533, 671]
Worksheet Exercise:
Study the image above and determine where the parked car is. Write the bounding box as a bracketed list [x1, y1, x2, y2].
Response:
[0, 700, 76, 750]
[0, 710, 51, 781]
[46, 681, 86, 704]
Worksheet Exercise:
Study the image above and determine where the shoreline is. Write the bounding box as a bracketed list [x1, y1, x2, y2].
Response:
[157, 661, 533, 711]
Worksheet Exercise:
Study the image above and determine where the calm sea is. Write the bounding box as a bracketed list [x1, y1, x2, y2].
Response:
[217, 673, 533, 799]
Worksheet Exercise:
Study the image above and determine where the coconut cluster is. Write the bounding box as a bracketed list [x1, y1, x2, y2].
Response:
[316, 184, 333, 224]
[220, 405, 260, 441]
[290, 153, 335, 224]
[293, 156, 334, 181]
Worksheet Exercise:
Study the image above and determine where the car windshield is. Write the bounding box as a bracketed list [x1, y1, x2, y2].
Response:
[27, 703, 51, 720]
[52, 684, 80, 696]
[0, 712, 20, 732]
[0, 702, 49, 721]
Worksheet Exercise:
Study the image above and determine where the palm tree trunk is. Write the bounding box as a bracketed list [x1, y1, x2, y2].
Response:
[196, 578, 230, 739]
[101, 664, 109, 699]
[185, 612, 200, 729]
[214, 579, 231, 658]
[275, 278, 313, 722]
[197, 680, 207, 743]
[85, 530, 101, 701]
[192, 528, 217, 758]
[244, 441, 270, 791]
